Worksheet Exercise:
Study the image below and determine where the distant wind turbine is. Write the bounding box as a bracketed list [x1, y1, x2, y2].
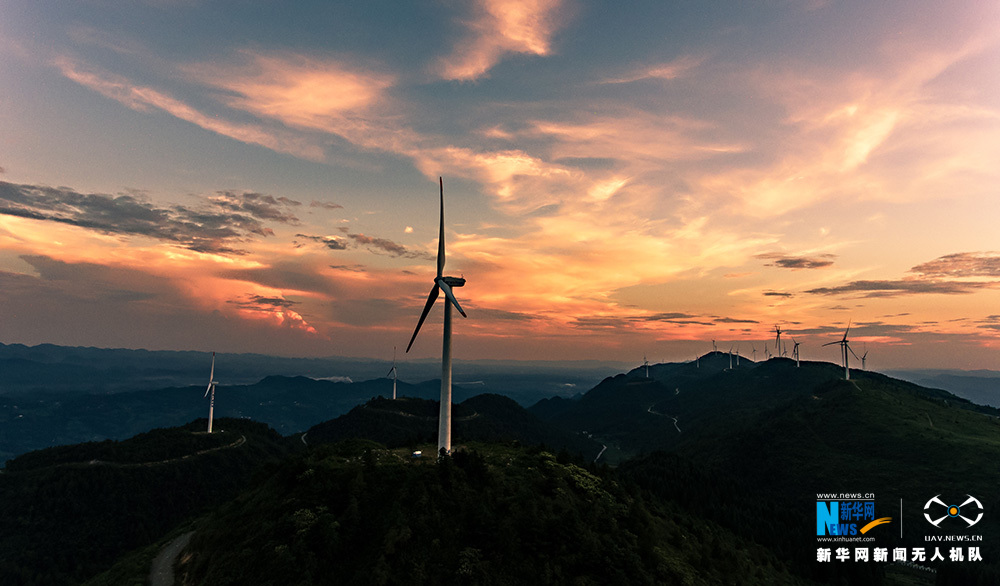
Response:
[204, 352, 218, 433]
[823, 321, 859, 380]
[751, 344, 757, 362]
[387, 346, 398, 400]
[712, 340, 717, 353]
[774, 325, 783, 356]
[735, 345, 740, 366]
[792, 338, 801, 368]
[862, 345, 869, 371]
[405, 177, 468, 455]
[643, 355, 649, 378]
[728, 346, 734, 370]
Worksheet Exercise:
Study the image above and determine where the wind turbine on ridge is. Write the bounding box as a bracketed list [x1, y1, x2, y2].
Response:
[751, 344, 757, 362]
[204, 352, 219, 433]
[644, 355, 650, 378]
[792, 338, 801, 367]
[387, 346, 398, 400]
[405, 177, 468, 456]
[861, 345, 869, 371]
[823, 321, 859, 380]
[774, 325, 783, 357]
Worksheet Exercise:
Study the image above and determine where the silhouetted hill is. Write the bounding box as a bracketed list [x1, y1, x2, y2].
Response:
[163, 444, 811, 585]
[306, 394, 601, 459]
[533, 354, 1000, 583]
[0, 376, 461, 462]
[0, 419, 294, 586]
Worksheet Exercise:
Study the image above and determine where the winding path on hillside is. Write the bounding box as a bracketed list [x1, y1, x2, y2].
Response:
[84, 435, 247, 468]
[149, 531, 194, 586]
[646, 405, 682, 433]
[362, 405, 480, 422]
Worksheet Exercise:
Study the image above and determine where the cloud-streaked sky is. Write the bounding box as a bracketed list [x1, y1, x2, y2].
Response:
[1, 0, 999, 369]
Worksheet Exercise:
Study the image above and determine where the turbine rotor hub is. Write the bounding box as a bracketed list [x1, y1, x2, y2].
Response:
[441, 276, 466, 287]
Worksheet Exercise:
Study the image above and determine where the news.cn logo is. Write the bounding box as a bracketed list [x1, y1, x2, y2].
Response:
[924, 495, 983, 529]
[816, 498, 892, 536]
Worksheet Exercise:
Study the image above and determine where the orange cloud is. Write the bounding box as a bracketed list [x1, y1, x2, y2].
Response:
[436, 0, 566, 80]
[188, 51, 396, 142]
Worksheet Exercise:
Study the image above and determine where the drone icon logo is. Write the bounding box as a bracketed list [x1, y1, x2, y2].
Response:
[923, 494, 983, 528]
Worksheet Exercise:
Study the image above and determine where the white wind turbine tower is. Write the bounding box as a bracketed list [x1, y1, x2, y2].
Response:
[387, 346, 398, 400]
[643, 355, 649, 378]
[405, 177, 467, 456]
[204, 352, 219, 433]
[751, 344, 757, 362]
[823, 321, 859, 380]
[773, 325, 783, 357]
[712, 340, 717, 353]
[862, 345, 869, 371]
[792, 338, 801, 367]
[735, 345, 741, 366]
[728, 346, 734, 369]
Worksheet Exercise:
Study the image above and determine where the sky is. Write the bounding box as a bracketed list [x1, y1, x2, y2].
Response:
[1, 0, 999, 370]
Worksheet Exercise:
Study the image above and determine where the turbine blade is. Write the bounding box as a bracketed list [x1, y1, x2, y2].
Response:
[822, 341, 839, 347]
[208, 352, 215, 383]
[437, 279, 467, 317]
[848, 344, 860, 360]
[406, 285, 440, 353]
[843, 319, 852, 341]
[204, 383, 212, 398]
[437, 177, 445, 278]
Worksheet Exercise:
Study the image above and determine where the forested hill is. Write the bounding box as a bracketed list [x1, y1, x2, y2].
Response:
[160, 442, 813, 586]
[305, 394, 602, 459]
[0, 419, 296, 586]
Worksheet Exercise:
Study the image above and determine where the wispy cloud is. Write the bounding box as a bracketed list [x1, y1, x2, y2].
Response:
[54, 56, 325, 160]
[187, 50, 396, 143]
[435, 0, 567, 81]
[756, 252, 836, 270]
[805, 279, 994, 297]
[0, 181, 296, 255]
[910, 252, 1000, 278]
[295, 231, 431, 259]
[600, 55, 706, 85]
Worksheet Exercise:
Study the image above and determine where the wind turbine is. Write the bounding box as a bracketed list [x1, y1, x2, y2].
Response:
[405, 177, 467, 455]
[792, 338, 801, 367]
[204, 352, 218, 433]
[735, 345, 740, 366]
[712, 340, 717, 353]
[643, 355, 649, 378]
[823, 321, 859, 380]
[751, 344, 757, 362]
[862, 345, 869, 371]
[728, 346, 734, 369]
[774, 325, 783, 356]
[387, 346, 398, 400]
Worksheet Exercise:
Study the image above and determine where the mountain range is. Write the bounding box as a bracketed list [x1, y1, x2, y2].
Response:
[2, 347, 999, 584]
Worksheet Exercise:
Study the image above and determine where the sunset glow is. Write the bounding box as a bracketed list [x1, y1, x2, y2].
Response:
[1, 1, 999, 368]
